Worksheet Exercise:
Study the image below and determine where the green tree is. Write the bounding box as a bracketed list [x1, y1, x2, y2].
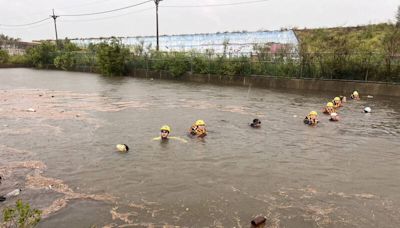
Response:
[54, 52, 77, 70]
[0, 34, 21, 48]
[26, 42, 57, 68]
[167, 52, 190, 77]
[0, 49, 9, 64]
[9, 55, 29, 65]
[397, 6, 400, 27]
[96, 38, 130, 76]
[132, 40, 145, 56]
[2, 199, 42, 228]
[58, 39, 80, 52]
[383, 26, 400, 81]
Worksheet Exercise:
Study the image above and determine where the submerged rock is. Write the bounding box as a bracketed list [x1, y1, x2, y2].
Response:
[251, 215, 267, 227]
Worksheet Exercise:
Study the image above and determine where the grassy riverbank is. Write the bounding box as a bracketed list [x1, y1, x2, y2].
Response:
[295, 23, 400, 81]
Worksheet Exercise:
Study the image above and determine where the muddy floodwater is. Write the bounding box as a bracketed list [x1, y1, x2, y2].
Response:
[0, 68, 400, 228]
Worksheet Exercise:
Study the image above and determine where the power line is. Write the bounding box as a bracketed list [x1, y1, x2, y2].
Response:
[161, 0, 271, 8]
[0, 21, 50, 30]
[58, 0, 153, 17]
[0, 17, 50, 27]
[0, 0, 117, 19]
[0, 0, 270, 27]
[60, 7, 154, 23]
[56, 0, 115, 12]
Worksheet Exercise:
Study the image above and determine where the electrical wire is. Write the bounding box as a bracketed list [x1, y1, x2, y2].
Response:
[0, 17, 50, 27]
[56, 0, 116, 12]
[161, 0, 271, 8]
[0, 21, 51, 31]
[58, 0, 153, 17]
[0, 0, 270, 27]
[60, 7, 154, 23]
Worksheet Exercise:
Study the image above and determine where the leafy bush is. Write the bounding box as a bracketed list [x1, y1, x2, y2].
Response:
[0, 49, 9, 64]
[12, 22, 400, 82]
[26, 42, 57, 68]
[166, 52, 189, 77]
[9, 55, 29, 65]
[150, 51, 168, 71]
[296, 23, 400, 81]
[54, 52, 77, 70]
[58, 39, 80, 52]
[192, 55, 210, 74]
[56, 40, 83, 70]
[2, 199, 42, 228]
[96, 38, 130, 76]
[146, 51, 189, 77]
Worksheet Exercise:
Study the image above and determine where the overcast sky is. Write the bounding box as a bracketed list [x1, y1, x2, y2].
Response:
[0, 0, 399, 41]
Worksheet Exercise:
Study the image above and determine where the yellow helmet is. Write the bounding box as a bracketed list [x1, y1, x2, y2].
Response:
[309, 111, 318, 116]
[353, 91, 359, 96]
[327, 102, 334, 107]
[160, 125, 171, 132]
[334, 97, 340, 101]
[195, 120, 206, 126]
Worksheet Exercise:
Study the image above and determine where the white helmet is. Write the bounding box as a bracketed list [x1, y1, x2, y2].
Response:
[364, 107, 372, 113]
[330, 112, 338, 117]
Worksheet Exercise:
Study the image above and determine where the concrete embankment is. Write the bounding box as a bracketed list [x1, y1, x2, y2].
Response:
[128, 69, 400, 97]
[1, 66, 398, 96]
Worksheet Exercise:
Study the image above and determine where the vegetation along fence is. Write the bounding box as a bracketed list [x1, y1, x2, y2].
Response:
[3, 40, 400, 83]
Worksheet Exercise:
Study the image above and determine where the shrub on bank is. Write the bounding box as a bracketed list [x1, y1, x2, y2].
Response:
[54, 52, 77, 70]
[95, 38, 130, 76]
[166, 52, 190, 77]
[192, 55, 210, 74]
[0, 49, 9, 64]
[26, 41, 57, 68]
[296, 23, 400, 81]
[2, 199, 42, 228]
[10, 23, 399, 82]
[9, 55, 30, 65]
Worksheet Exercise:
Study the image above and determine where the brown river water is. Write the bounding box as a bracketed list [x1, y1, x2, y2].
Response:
[0, 68, 400, 228]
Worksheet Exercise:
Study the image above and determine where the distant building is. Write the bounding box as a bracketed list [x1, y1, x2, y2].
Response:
[69, 30, 299, 55]
[0, 41, 39, 55]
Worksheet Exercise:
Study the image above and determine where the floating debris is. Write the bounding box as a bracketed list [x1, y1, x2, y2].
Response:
[26, 173, 116, 218]
[110, 207, 137, 224]
[4, 189, 22, 198]
[251, 215, 266, 226]
[0, 89, 150, 123]
[0, 160, 46, 178]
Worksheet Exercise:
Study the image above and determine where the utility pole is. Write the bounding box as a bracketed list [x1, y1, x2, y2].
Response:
[154, 0, 162, 51]
[51, 9, 59, 45]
